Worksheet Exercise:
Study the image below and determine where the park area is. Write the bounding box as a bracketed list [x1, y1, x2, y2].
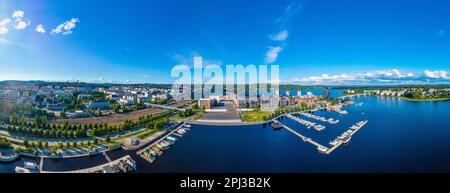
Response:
[243, 109, 271, 122]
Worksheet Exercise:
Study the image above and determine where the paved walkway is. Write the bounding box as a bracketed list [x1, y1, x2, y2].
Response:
[21, 144, 120, 159]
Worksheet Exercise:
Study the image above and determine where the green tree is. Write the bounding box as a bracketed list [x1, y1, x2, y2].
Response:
[23, 139, 29, 147]
[93, 137, 98, 145]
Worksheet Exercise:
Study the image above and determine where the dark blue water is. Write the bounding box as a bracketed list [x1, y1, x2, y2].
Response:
[2, 95, 450, 173]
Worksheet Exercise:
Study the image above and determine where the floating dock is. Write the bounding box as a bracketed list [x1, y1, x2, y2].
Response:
[137, 123, 189, 164]
[296, 112, 340, 124]
[273, 118, 368, 155]
[273, 120, 329, 153]
[286, 114, 326, 131]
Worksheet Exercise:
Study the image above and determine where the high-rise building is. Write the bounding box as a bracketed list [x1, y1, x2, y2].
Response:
[322, 90, 330, 100]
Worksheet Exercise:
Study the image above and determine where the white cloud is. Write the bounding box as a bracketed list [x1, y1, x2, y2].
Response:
[0, 18, 11, 26]
[289, 69, 424, 85]
[274, 1, 304, 27]
[438, 30, 447, 37]
[171, 52, 223, 67]
[35, 24, 46, 33]
[424, 70, 449, 79]
[0, 38, 12, 45]
[51, 18, 79, 35]
[14, 20, 29, 30]
[364, 69, 415, 79]
[293, 73, 356, 83]
[62, 31, 72, 35]
[264, 46, 282, 64]
[0, 26, 8, 34]
[269, 30, 288, 41]
[12, 10, 25, 19]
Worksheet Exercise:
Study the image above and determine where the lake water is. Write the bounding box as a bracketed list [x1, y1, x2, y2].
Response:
[2, 95, 450, 173]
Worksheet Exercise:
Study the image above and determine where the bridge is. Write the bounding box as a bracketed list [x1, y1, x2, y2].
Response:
[145, 103, 186, 112]
[338, 93, 369, 100]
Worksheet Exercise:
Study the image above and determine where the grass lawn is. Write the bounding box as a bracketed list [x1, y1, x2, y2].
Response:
[243, 110, 271, 122]
[137, 129, 160, 140]
[171, 109, 205, 121]
[170, 115, 185, 121]
[112, 129, 147, 141]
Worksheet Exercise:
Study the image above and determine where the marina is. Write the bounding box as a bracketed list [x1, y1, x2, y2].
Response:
[296, 112, 340, 124]
[286, 114, 326, 131]
[138, 123, 190, 164]
[275, 113, 368, 154]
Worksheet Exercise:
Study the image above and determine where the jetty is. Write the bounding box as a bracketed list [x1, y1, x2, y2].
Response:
[137, 123, 189, 164]
[273, 118, 368, 155]
[286, 114, 326, 131]
[273, 120, 329, 153]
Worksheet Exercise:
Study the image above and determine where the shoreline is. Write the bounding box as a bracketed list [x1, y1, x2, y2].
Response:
[398, 96, 450, 102]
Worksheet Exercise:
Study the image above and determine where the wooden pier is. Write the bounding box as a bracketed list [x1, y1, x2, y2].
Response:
[273, 120, 328, 152]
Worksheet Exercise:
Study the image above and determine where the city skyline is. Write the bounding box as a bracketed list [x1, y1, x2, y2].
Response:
[0, 0, 450, 85]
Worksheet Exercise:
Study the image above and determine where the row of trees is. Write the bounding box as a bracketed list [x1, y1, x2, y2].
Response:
[7, 118, 111, 131]
[20, 135, 111, 152]
[2, 126, 89, 139]
[0, 137, 11, 149]
[147, 117, 170, 130]
[1, 110, 175, 140]
[178, 109, 194, 118]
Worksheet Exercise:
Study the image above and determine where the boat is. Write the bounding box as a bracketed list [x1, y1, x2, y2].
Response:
[343, 136, 352, 145]
[183, 124, 191, 128]
[166, 136, 177, 142]
[271, 122, 283, 130]
[329, 139, 339, 146]
[317, 146, 328, 153]
[24, 162, 38, 170]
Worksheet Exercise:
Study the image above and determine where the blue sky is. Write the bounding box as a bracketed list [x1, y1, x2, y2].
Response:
[0, 0, 449, 85]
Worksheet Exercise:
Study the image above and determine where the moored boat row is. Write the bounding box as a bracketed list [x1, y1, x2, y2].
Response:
[287, 114, 326, 131]
[329, 120, 368, 147]
[139, 125, 190, 164]
[297, 112, 340, 124]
